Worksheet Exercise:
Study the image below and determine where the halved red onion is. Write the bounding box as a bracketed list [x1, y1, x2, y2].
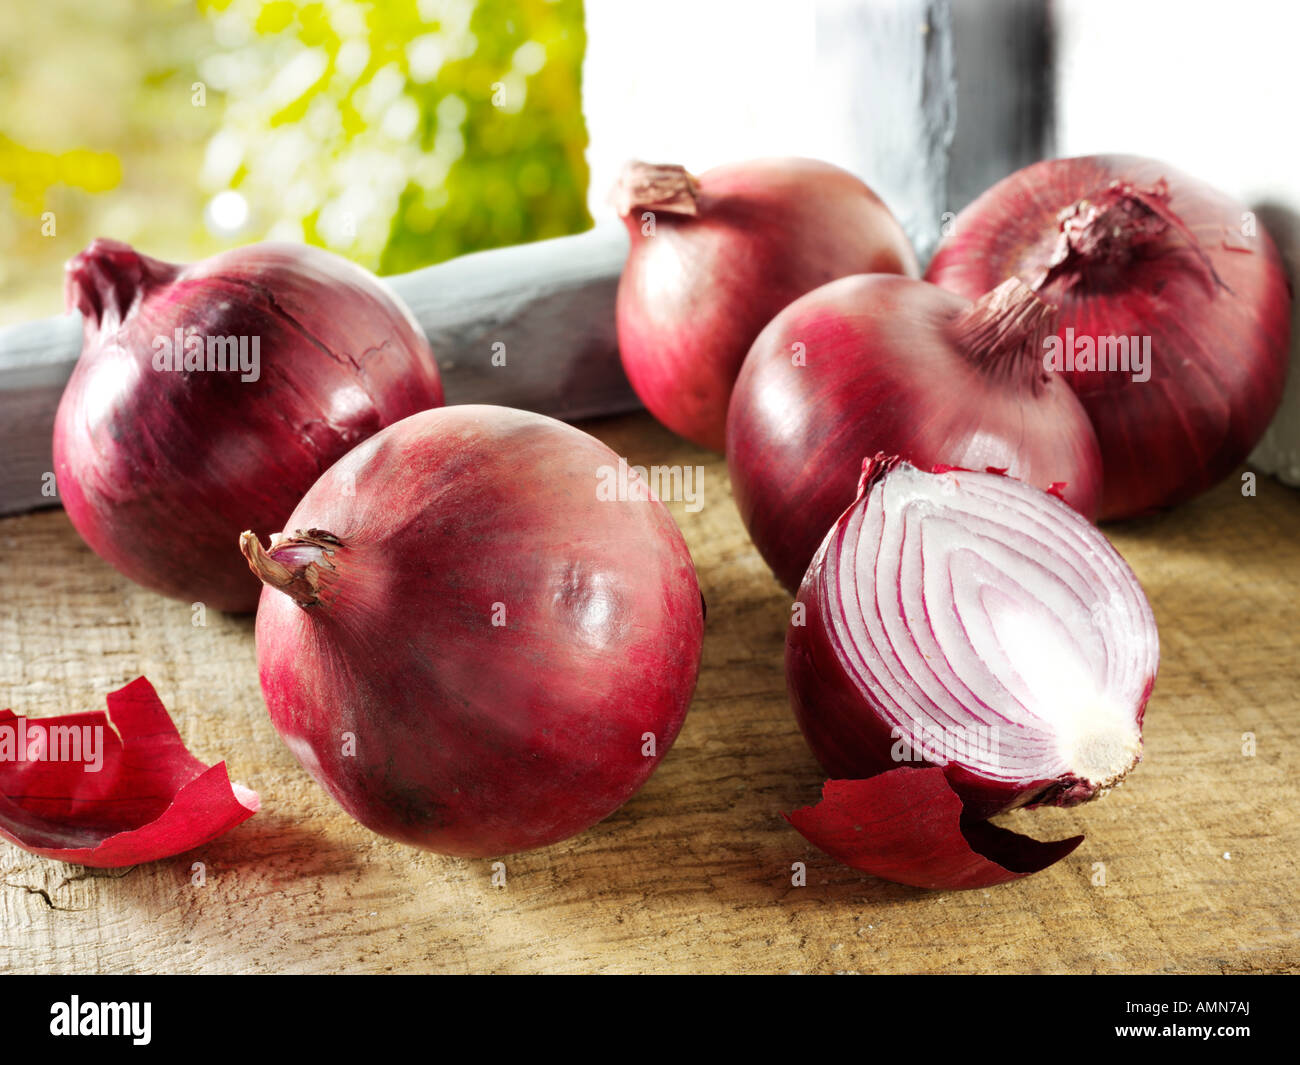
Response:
[787, 456, 1159, 829]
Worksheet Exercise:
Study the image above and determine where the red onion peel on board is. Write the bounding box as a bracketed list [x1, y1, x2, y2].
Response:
[787, 772, 1084, 891]
[0, 678, 259, 868]
[785, 456, 1159, 889]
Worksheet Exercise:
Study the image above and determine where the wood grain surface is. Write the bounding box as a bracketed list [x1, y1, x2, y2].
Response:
[1, 412, 1297, 974]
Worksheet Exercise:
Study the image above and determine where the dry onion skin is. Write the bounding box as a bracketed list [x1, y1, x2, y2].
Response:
[0, 678, 258, 868]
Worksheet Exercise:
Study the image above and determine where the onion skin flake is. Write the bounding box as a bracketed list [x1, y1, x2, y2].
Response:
[0, 678, 259, 868]
[787, 770, 1084, 891]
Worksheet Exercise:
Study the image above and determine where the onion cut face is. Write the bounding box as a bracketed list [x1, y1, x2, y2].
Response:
[785, 457, 1158, 888]
[926, 155, 1292, 519]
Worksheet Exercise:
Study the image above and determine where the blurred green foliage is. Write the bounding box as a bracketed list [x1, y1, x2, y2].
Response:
[0, 136, 122, 214]
[381, 0, 592, 273]
[0, 0, 591, 322]
[201, 0, 592, 272]
[0, 0, 215, 320]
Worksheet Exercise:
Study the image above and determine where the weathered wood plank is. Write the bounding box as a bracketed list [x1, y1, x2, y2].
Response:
[1, 413, 1296, 974]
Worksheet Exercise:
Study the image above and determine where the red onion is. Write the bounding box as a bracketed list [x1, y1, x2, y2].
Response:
[240, 405, 705, 857]
[785, 457, 1157, 889]
[926, 154, 1292, 519]
[612, 158, 918, 451]
[726, 274, 1103, 593]
[54, 238, 443, 612]
[787, 457, 1158, 873]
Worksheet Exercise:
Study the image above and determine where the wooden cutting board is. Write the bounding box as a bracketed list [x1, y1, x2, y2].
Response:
[1, 412, 1297, 974]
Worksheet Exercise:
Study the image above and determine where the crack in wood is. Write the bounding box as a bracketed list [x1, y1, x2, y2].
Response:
[2, 878, 85, 912]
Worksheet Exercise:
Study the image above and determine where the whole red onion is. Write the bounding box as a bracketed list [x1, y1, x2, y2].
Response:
[54, 239, 443, 612]
[241, 405, 705, 857]
[612, 158, 918, 451]
[726, 274, 1103, 593]
[784, 457, 1158, 890]
[926, 154, 1292, 519]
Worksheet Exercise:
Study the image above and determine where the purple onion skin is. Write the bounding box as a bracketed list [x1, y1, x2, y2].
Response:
[926, 154, 1292, 519]
[54, 239, 443, 612]
[249, 405, 705, 857]
[616, 158, 918, 451]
